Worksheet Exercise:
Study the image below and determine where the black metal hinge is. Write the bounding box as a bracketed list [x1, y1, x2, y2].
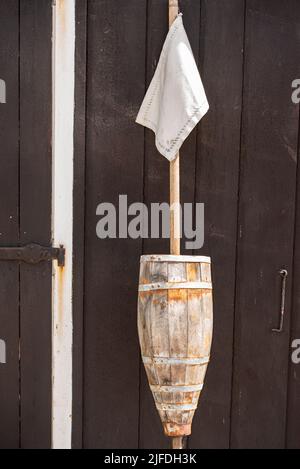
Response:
[0, 243, 65, 267]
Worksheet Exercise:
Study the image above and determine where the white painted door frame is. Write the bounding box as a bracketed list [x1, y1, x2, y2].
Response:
[51, 0, 75, 449]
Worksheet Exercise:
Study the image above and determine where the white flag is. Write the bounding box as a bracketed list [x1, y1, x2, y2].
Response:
[136, 14, 209, 162]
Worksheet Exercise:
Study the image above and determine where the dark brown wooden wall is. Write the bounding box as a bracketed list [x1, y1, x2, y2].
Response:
[0, 0, 299, 451]
[73, 0, 300, 449]
[0, 0, 52, 449]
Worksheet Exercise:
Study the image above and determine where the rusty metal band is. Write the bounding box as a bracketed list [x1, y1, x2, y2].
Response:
[139, 281, 212, 292]
[156, 403, 198, 411]
[140, 254, 211, 264]
[150, 384, 203, 393]
[142, 356, 210, 366]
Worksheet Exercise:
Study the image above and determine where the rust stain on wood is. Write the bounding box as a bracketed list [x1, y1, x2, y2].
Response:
[57, 0, 67, 34]
[187, 262, 199, 282]
[167, 288, 187, 302]
[56, 265, 65, 335]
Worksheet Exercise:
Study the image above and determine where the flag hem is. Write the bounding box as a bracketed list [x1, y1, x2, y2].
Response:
[136, 100, 209, 162]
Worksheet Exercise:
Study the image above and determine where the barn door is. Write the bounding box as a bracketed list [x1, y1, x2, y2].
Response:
[0, 0, 53, 449]
[231, 1, 299, 449]
[75, 0, 300, 449]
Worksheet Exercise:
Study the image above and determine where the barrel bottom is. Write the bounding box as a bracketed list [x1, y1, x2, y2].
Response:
[163, 423, 191, 437]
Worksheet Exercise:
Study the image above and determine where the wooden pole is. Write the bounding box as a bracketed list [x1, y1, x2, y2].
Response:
[171, 434, 185, 450]
[169, 0, 183, 449]
[169, 0, 181, 257]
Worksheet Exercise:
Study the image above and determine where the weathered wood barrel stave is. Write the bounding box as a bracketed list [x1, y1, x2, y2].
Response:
[138, 255, 213, 438]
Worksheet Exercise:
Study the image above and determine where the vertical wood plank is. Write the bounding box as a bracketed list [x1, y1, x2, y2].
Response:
[286, 118, 300, 448]
[231, 0, 299, 449]
[190, 0, 245, 449]
[83, 0, 147, 449]
[19, 0, 52, 448]
[149, 263, 169, 358]
[0, 0, 20, 449]
[286, 52, 300, 450]
[72, 0, 88, 449]
[51, 0, 75, 449]
[139, 0, 201, 449]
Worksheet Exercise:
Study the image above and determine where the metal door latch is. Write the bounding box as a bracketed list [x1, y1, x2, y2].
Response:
[0, 339, 6, 364]
[0, 243, 65, 267]
[272, 269, 288, 333]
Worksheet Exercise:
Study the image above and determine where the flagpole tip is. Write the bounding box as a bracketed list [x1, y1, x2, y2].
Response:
[169, 1, 179, 32]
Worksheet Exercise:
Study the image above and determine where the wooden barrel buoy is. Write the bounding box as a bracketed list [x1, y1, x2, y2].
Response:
[138, 255, 213, 439]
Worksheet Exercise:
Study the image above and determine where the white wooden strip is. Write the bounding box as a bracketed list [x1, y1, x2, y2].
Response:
[142, 356, 210, 365]
[141, 254, 211, 263]
[150, 384, 203, 393]
[139, 281, 212, 291]
[51, 0, 75, 450]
